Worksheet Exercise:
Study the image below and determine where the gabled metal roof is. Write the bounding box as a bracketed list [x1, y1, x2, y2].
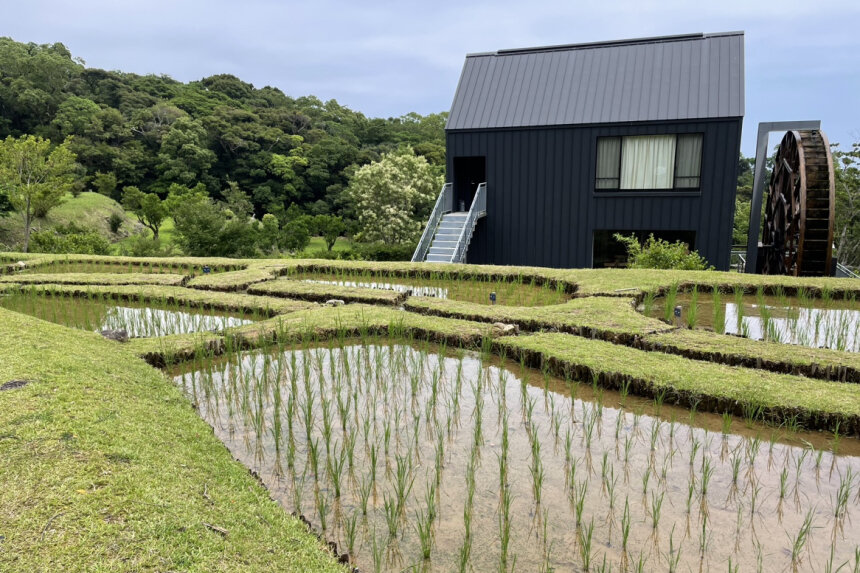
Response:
[446, 32, 744, 131]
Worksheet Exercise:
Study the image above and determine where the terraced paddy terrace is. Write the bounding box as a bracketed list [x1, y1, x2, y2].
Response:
[1, 253, 859, 572]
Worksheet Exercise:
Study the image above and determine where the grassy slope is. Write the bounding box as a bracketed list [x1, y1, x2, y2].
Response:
[0, 192, 139, 250]
[0, 308, 344, 572]
[404, 296, 671, 336]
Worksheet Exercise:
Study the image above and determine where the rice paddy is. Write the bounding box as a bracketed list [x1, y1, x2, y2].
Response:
[3, 253, 860, 572]
[171, 338, 860, 572]
[281, 268, 571, 306]
[644, 286, 860, 352]
[0, 291, 258, 337]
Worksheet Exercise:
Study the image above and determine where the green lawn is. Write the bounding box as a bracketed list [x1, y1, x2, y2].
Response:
[0, 307, 345, 572]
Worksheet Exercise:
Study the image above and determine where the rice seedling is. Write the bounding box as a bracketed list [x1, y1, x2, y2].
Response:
[573, 480, 588, 527]
[578, 517, 595, 572]
[790, 508, 816, 568]
[664, 282, 679, 323]
[343, 512, 358, 555]
[383, 492, 399, 538]
[686, 286, 699, 329]
[414, 508, 433, 560]
[834, 468, 854, 519]
[650, 490, 664, 530]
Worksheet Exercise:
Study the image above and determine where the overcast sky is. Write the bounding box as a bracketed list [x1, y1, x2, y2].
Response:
[4, 0, 859, 156]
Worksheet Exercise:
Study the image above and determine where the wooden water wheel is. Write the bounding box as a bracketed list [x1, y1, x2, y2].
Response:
[760, 130, 835, 276]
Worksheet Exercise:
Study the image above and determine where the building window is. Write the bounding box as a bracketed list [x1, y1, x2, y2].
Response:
[596, 134, 703, 191]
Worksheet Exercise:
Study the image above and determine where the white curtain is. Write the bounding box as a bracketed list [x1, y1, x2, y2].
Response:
[620, 135, 676, 189]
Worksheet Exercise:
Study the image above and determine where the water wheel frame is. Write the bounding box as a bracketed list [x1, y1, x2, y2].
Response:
[760, 130, 835, 276]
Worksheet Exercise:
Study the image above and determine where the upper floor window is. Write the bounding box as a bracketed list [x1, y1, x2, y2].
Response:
[596, 134, 703, 191]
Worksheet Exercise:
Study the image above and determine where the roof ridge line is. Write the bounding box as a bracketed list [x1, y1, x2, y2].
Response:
[465, 31, 743, 58]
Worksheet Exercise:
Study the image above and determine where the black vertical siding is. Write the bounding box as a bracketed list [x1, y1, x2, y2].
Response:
[447, 118, 742, 270]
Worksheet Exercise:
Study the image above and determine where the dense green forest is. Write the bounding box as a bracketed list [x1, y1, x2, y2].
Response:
[0, 37, 446, 257]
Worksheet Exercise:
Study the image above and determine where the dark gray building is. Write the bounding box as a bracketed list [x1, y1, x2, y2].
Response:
[420, 32, 744, 269]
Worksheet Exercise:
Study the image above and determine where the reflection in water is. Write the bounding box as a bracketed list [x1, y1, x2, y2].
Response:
[650, 293, 860, 352]
[0, 293, 254, 337]
[171, 342, 860, 572]
[103, 306, 251, 337]
[726, 303, 859, 351]
[303, 279, 449, 299]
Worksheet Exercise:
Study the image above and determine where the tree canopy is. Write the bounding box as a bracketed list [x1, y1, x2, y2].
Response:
[0, 37, 447, 227]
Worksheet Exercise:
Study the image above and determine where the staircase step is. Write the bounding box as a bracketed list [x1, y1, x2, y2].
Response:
[426, 255, 451, 262]
[439, 222, 466, 230]
[434, 231, 461, 239]
[430, 240, 458, 248]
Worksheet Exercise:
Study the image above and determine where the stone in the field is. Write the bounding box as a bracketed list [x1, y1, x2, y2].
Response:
[325, 299, 346, 306]
[492, 322, 518, 336]
[100, 329, 129, 343]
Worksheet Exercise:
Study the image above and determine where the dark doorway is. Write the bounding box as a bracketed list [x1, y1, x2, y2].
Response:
[592, 230, 697, 268]
[453, 156, 486, 212]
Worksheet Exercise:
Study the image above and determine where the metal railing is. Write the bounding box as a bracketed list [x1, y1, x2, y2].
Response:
[836, 262, 860, 279]
[450, 182, 487, 263]
[730, 250, 747, 273]
[411, 183, 452, 262]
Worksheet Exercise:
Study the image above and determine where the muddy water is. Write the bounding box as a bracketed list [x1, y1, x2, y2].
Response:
[287, 271, 570, 306]
[647, 292, 860, 352]
[171, 342, 860, 572]
[0, 293, 255, 337]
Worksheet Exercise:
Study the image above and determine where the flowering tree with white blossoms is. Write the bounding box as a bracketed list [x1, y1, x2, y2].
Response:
[347, 148, 443, 244]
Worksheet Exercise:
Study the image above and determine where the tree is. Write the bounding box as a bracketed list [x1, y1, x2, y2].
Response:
[833, 142, 860, 267]
[346, 148, 442, 244]
[314, 214, 345, 250]
[122, 185, 167, 238]
[0, 135, 76, 252]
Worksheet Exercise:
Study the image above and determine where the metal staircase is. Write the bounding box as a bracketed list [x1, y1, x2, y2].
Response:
[412, 182, 486, 263]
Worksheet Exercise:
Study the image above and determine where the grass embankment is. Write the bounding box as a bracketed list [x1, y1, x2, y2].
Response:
[405, 296, 671, 339]
[0, 308, 345, 572]
[639, 329, 860, 383]
[187, 265, 281, 291]
[0, 273, 187, 286]
[226, 304, 494, 349]
[559, 267, 860, 297]
[0, 253, 246, 274]
[248, 278, 406, 305]
[498, 332, 860, 435]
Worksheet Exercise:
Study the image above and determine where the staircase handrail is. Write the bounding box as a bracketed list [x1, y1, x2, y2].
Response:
[412, 183, 452, 262]
[450, 182, 487, 263]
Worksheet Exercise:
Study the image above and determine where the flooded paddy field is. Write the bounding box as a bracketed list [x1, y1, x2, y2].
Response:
[170, 340, 860, 572]
[645, 287, 860, 352]
[283, 269, 571, 306]
[0, 291, 256, 337]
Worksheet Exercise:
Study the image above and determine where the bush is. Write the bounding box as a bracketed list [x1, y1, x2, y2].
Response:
[119, 234, 175, 257]
[303, 248, 359, 261]
[107, 212, 124, 234]
[352, 241, 417, 262]
[30, 222, 111, 255]
[613, 233, 713, 270]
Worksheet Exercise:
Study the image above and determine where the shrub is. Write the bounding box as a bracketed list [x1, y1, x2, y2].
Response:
[107, 212, 124, 234]
[30, 222, 111, 255]
[613, 233, 713, 270]
[119, 234, 175, 257]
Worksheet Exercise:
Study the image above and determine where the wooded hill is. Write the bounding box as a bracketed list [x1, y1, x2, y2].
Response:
[0, 37, 446, 222]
